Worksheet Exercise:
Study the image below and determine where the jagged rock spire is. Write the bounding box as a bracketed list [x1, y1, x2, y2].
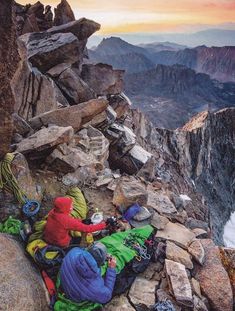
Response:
[54, 0, 75, 26]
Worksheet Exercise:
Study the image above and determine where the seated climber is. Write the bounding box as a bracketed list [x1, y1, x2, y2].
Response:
[59, 242, 117, 304]
[43, 197, 107, 248]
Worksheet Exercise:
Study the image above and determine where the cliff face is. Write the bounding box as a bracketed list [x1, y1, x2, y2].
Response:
[175, 109, 235, 244]
[0, 0, 20, 159]
[127, 107, 235, 244]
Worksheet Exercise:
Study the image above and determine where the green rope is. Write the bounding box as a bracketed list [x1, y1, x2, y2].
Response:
[0, 153, 26, 205]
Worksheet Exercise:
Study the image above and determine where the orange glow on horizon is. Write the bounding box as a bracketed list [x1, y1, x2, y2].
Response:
[17, 0, 235, 34]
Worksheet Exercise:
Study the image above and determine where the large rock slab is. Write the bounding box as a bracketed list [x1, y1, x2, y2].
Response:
[191, 278, 202, 299]
[108, 93, 131, 119]
[193, 295, 209, 311]
[109, 144, 153, 175]
[50, 66, 95, 104]
[165, 259, 193, 307]
[74, 126, 109, 165]
[81, 63, 124, 96]
[106, 123, 136, 153]
[12, 60, 66, 120]
[12, 113, 33, 136]
[129, 145, 152, 165]
[188, 239, 205, 265]
[77, 98, 110, 125]
[62, 165, 98, 187]
[29, 98, 108, 131]
[47, 126, 109, 174]
[103, 295, 135, 311]
[151, 213, 169, 230]
[219, 247, 235, 297]
[16, 125, 74, 158]
[49, 18, 100, 41]
[147, 188, 177, 215]
[128, 277, 156, 308]
[0, 234, 49, 310]
[46, 144, 99, 174]
[53, 0, 75, 26]
[112, 177, 148, 209]
[85, 105, 117, 129]
[166, 241, 193, 269]
[156, 221, 195, 249]
[19, 31, 81, 72]
[195, 239, 233, 311]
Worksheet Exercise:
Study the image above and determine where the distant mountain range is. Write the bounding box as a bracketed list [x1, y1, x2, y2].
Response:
[138, 41, 187, 52]
[124, 64, 235, 128]
[89, 37, 235, 82]
[88, 29, 235, 48]
[88, 36, 235, 129]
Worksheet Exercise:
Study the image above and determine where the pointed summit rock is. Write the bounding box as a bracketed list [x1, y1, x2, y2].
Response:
[54, 0, 75, 26]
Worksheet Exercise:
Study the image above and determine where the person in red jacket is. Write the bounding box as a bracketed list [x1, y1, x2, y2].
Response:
[44, 197, 106, 248]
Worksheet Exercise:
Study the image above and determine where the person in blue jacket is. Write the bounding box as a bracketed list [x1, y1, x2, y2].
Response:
[60, 242, 117, 304]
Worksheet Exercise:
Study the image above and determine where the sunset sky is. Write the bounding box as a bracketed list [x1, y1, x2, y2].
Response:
[18, 0, 235, 34]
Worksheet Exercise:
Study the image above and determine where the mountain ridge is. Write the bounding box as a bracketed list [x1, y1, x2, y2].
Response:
[89, 36, 235, 82]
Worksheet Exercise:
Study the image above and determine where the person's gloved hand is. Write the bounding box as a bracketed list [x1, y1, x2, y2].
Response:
[105, 216, 118, 227]
[107, 255, 117, 269]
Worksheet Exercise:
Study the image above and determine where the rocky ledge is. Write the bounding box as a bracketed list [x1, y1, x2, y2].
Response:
[0, 1, 235, 310]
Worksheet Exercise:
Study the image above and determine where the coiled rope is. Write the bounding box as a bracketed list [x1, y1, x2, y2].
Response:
[0, 153, 26, 204]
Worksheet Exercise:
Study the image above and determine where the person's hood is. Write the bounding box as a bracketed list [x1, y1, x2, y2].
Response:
[54, 197, 73, 214]
[87, 242, 107, 267]
[74, 250, 101, 279]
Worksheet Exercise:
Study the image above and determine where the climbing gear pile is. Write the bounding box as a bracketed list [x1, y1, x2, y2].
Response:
[123, 233, 151, 261]
[34, 245, 65, 269]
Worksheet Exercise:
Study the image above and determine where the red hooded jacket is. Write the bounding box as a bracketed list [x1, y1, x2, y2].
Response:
[44, 197, 106, 248]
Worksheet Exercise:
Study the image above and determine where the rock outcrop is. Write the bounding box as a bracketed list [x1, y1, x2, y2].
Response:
[20, 32, 82, 73]
[12, 59, 65, 120]
[0, 234, 49, 311]
[16, 125, 74, 159]
[0, 0, 20, 159]
[29, 98, 108, 131]
[48, 66, 95, 104]
[53, 0, 75, 26]
[195, 239, 233, 311]
[165, 259, 193, 307]
[15, 1, 53, 35]
[175, 109, 235, 244]
[48, 18, 101, 41]
[81, 63, 124, 96]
